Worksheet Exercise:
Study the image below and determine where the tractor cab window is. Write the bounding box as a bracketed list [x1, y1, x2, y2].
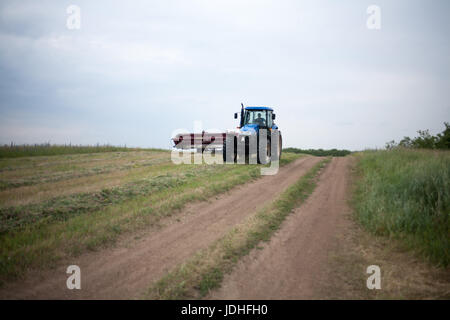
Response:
[244, 110, 268, 127]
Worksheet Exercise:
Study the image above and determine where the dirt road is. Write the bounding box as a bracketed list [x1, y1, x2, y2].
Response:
[0, 156, 321, 299]
[209, 157, 353, 299]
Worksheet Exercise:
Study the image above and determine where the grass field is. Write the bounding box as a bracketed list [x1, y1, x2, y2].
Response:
[353, 149, 449, 267]
[0, 149, 301, 284]
[0, 144, 152, 159]
[3, 145, 446, 298]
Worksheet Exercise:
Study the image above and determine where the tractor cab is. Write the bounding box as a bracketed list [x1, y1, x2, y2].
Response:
[235, 106, 278, 133]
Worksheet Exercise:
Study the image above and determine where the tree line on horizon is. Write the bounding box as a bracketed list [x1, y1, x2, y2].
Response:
[283, 148, 351, 157]
[386, 122, 450, 150]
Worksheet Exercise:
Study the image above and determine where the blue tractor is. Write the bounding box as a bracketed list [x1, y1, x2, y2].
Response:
[223, 104, 282, 164]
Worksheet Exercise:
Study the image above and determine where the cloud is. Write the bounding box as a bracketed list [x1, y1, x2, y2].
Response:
[0, 0, 449, 150]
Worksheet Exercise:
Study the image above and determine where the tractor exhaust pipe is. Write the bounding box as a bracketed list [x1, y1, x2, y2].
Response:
[240, 103, 245, 128]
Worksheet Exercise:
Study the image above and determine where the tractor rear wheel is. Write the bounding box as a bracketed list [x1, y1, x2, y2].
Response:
[257, 139, 271, 164]
[277, 134, 282, 161]
[222, 137, 237, 163]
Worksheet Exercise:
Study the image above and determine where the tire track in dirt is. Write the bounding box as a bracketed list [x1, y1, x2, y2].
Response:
[208, 157, 353, 299]
[0, 156, 321, 299]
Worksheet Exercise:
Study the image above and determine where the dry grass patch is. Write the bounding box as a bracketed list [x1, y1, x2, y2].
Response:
[320, 213, 450, 299]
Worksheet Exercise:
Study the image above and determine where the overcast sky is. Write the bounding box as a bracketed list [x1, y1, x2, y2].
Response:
[0, 0, 449, 150]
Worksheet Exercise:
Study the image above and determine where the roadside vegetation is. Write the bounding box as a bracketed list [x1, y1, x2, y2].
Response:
[0, 149, 301, 284]
[283, 147, 351, 157]
[146, 158, 330, 299]
[353, 149, 449, 267]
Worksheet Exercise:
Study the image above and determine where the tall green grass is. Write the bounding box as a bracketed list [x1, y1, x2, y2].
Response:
[0, 143, 164, 158]
[353, 149, 449, 266]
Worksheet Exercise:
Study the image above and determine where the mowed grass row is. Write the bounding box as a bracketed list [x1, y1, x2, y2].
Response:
[0, 150, 170, 191]
[146, 158, 330, 299]
[353, 149, 450, 267]
[0, 144, 163, 159]
[0, 152, 299, 231]
[0, 151, 301, 284]
[0, 149, 164, 172]
[0, 153, 194, 208]
[0, 164, 239, 233]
